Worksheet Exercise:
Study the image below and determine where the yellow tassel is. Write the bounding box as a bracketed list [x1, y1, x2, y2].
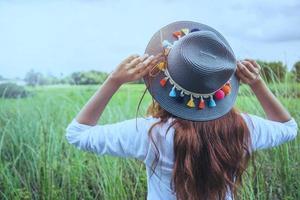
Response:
[187, 95, 195, 108]
[181, 28, 189, 35]
[157, 62, 166, 71]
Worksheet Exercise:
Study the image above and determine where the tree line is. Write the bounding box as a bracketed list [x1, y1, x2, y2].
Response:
[23, 61, 300, 86]
[1, 60, 299, 99]
[23, 69, 145, 86]
[22, 70, 108, 86]
[1, 60, 300, 87]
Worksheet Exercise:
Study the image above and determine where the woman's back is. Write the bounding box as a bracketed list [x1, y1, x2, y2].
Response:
[66, 112, 298, 200]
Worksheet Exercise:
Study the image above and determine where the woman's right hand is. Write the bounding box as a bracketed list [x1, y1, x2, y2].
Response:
[235, 58, 291, 122]
[236, 59, 262, 87]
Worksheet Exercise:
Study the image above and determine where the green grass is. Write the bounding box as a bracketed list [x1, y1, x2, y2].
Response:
[0, 83, 299, 199]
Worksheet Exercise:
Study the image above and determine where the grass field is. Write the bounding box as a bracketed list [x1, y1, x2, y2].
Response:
[0, 83, 299, 200]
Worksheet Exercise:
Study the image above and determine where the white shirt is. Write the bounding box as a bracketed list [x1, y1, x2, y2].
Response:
[65, 113, 298, 200]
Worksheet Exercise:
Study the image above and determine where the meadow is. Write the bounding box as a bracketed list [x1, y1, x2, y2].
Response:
[0, 83, 299, 200]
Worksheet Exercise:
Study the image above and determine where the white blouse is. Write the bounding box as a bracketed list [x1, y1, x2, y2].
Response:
[65, 113, 298, 200]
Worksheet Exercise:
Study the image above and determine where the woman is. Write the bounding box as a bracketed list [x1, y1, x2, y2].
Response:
[66, 21, 298, 200]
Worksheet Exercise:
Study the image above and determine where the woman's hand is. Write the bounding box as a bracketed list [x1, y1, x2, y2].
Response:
[75, 53, 162, 125]
[109, 54, 160, 86]
[235, 58, 291, 122]
[236, 59, 262, 86]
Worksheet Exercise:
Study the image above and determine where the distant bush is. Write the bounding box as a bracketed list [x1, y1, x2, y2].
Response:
[0, 83, 28, 98]
[292, 61, 300, 82]
[70, 70, 109, 85]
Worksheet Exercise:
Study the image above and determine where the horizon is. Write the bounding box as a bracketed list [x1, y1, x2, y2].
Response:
[0, 59, 295, 80]
[1, 0, 300, 79]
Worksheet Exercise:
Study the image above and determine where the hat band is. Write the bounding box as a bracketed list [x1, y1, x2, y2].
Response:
[159, 66, 231, 109]
[164, 67, 227, 98]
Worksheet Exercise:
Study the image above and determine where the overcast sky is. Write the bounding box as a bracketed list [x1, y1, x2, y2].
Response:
[0, 0, 299, 79]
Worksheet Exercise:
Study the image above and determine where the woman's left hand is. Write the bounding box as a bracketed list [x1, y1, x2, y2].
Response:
[109, 53, 161, 86]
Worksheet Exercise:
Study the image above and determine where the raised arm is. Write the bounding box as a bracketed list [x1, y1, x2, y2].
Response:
[76, 54, 160, 125]
[236, 59, 291, 122]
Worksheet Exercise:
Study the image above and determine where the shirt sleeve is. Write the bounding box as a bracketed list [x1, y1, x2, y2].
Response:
[65, 116, 158, 162]
[241, 113, 298, 151]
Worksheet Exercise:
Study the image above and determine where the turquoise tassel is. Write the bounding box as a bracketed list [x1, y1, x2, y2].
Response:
[162, 40, 172, 48]
[208, 96, 216, 107]
[169, 86, 177, 97]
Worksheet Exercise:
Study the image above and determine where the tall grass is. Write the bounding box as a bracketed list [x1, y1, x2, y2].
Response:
[0, 82, 299, 199]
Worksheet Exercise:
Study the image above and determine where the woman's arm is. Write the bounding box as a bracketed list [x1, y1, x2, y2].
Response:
[76, 53, 160, 125]
[236, 59, 291, 122]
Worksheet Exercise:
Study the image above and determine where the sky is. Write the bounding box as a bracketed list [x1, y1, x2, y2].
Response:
[0, 0, 299, 79]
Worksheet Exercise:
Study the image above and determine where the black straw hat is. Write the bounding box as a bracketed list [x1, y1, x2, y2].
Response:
[143, 21, 239, 121]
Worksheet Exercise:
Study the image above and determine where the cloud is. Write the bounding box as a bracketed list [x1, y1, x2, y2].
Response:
[225, 0, 300, 42]
[0, 0, 299, 78]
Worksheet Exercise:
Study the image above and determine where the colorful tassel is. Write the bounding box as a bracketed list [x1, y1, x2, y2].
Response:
[160, 77, 168, 87]
[173, 31, 182, 39]
[157, 62, 166, 71]
[169, 86, 177, 97]
[190, 28, 200, 32]
[208, 96, 216, 107]
[221, 84, 231, 95]
[181, 28, 189, 35]
[187, 95, 195, 108]
[214, 90, 225, 100]
[162, 40, 172, 48]
[198, 96, 205, 109]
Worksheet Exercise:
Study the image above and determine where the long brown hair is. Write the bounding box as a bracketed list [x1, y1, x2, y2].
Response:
[137, 94, 251, 200]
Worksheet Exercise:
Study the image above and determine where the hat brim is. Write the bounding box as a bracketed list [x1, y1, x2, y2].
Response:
[143, 21, 239, 121]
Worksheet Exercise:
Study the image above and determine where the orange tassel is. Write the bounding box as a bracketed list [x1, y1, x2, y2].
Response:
[198, 97, 205, 109]
[222, 85, 231, 95]
[173, 31, 182, 39]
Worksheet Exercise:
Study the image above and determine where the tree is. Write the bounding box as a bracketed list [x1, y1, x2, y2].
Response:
[24, 69, 44, 86]
[70, 72, 83, 85]
[292, 61, 300, 82]
[256, 60, 287, 82]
